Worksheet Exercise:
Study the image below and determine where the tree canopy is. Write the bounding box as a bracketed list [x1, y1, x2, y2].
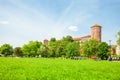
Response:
[40, 44, 49, 57]
[117, 31, 120, 46]
[21, 41, 42, 57]
[82, 39, 98, 57]
[0, 44, 13, 56]
[66, 41, 80, 58]
[97, 42, 109, 60]
[14, 47, 23, 57]
[50, 37, 56, 42]
[62, 35, 73, 42]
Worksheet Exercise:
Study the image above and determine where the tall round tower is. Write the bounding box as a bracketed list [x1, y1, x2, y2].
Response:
[91, 24, 102, 42]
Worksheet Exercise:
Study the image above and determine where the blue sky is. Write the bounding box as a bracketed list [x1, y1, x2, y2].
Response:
[0, 0, 120, 47]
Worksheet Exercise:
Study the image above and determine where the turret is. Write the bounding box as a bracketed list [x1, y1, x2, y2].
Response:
[91, 24, 102, 42]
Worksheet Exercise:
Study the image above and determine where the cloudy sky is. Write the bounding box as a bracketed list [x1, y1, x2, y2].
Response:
[0, 0, 120, 47]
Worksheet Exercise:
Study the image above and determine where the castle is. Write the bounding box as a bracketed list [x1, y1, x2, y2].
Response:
[44, 24, 102, 44]
[73, 24, 101, 42]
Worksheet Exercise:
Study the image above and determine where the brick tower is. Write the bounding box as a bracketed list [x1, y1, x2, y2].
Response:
[44, 39, 49, 45]
[91, 24, 102, 42]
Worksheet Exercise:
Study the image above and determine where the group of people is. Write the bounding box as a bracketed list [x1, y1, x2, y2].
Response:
[108, 56, 120, 61]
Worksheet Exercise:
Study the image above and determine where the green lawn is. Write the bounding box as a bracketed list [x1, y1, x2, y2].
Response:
[0, 57, 120, 80]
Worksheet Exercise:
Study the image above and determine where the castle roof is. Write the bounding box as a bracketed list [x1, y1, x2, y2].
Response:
[72, 35, 91, 41]
[44, 39, 49, 41]
[80, 35, 91, 38]
[72, 37, 81, 41]
[92, 24, 101, 27]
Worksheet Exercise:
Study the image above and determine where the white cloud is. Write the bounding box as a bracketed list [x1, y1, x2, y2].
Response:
[0, 21, 9, 24]
[68, 25, 78, 32]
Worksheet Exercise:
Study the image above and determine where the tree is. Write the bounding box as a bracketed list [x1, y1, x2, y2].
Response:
[82, 39, 98, 57]
[82, 41, 90, 57]
[55, 41, 63, 57]
[40, 44, 49, 57]
[48, 41, 57, 57]
[21, 44, 30, 56]
[48, 38, 57, 57]
[22, 41, 42, 57]
[97, 42, 109, 60]
[56, 41, 69, 57]
[0, 44, 13, 56]
[117, 31, 120, 46]
[62, 35, 73, 42]
[66, 41, 80, 58]
[50, 37, 56, 42]
[14, 47, 23, 57]
[118, 31, 120, 36]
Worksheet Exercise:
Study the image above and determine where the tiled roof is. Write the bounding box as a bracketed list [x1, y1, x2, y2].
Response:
[72, 37, 81, 41]
[92, 24, 101, 27]
[80, 35, 91, 38]
[72, 35, 91, 41]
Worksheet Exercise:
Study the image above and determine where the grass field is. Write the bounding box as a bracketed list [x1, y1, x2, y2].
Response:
[0, 57, 120, 80]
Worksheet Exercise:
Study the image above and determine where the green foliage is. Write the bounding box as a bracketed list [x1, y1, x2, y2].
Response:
[62, 35, 73, 42]
[48, 40, 68, 57]
[14, 47, 23, 57]
[21, 44, 29, 56]
[40, 44, 49, 57]
[57, 41, 69, 56]
[118, 31, 120, 36]
[82, 39, 98, 57]
[56, 41, 69, 57]
[117, 38, 120, 46]
[21, 41, 42, 57]
[48, 42, 57, 57]
[66, 41, 80, 57]
[97, 42, 109, 60]
[0, 44, 13, 56]
[82, 41, 90, 57]
[50, 37, 56, 42]
[117, 31, 120, 45]
[0, 35, 112, 59]
[0, 58, 120, 80]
